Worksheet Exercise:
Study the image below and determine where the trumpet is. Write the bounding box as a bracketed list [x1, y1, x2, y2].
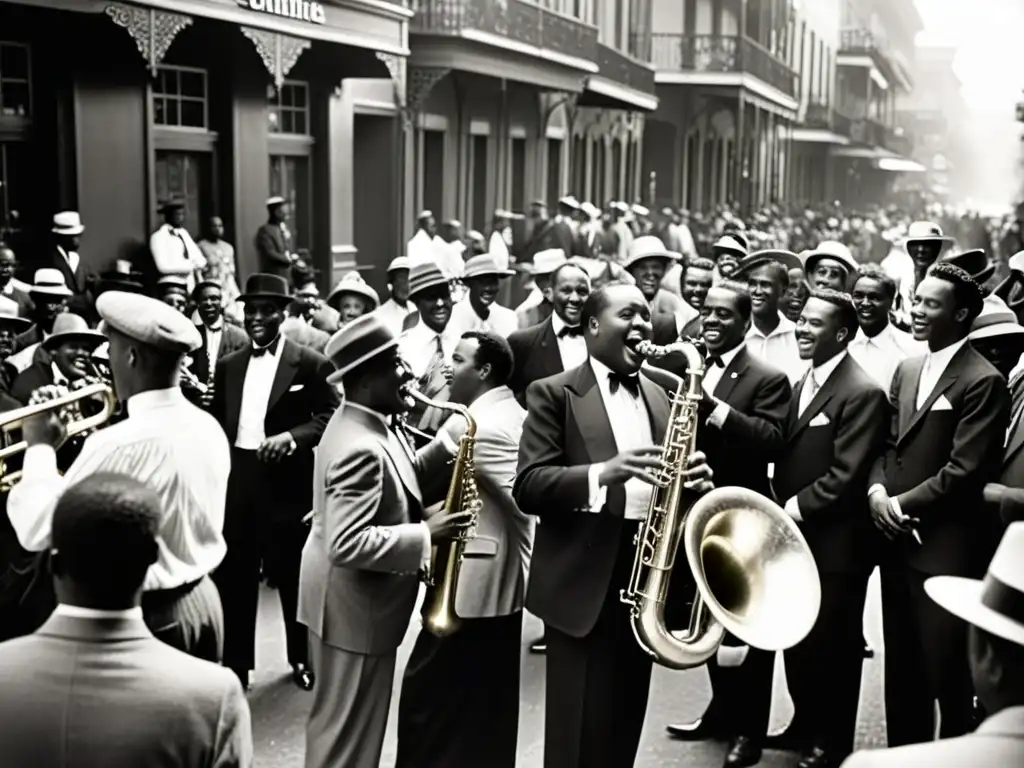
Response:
[0, 382, 118, 490]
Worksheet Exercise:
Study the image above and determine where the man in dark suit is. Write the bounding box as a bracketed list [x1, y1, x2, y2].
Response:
[0, 245, 33, 318]
[211, 273, 339, 691]
[513, 283, 714, 768]
[770, 290, 890, 768]
[664, 280, 792, 767]
[255, 197, 295, 280]
[186, 280, 248, 408]
[869, 262, 1010, 747]
[44, 212, 91, 318]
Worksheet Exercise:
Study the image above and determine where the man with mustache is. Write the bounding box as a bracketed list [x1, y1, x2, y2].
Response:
[772, 289, 889, 768]
[848, 264, 922, 392]
[869, 263, 1009, 748]
[514, 283, 714, 768]
[298, 313, 471, 768]
[664, 280, 791, 767]
[447, 255, 518, 338]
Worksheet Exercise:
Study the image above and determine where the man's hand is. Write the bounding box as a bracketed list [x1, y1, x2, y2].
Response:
[682, 450, 715, 493]
[868, 487, 916, 540]
[257, 433, 296, 462]
[598, 446, 665, 487]
[984, 483, 1008, 505]
[23, 386, 69, 448]
[424, 507, 475, 543]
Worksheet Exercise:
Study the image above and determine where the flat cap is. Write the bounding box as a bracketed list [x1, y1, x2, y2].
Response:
[97, 290, 202, 354]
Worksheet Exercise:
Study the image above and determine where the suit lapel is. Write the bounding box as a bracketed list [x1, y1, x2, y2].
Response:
[567, 363, 618, 462]
[899, 347, 964, 444]
[712, 346, 748, 403]
[267, 338, 300, 414]
[1006, 422, 1024, 465]
[790, 356, 845, 436]
[897, 356, 924, 439]
[537, 317, 564, 376]
[225, 348, 250, 437]
[640, 376, 669, 444]
[348, 407, 421, 503]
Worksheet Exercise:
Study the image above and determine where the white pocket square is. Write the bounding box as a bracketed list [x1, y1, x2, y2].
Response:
[288, 384, 305, 392]
[930, 395, 953, 411]
[808, 413, 831, 427]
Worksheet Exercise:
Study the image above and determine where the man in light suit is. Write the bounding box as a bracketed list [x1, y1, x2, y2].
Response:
[396, 330, 531, 768]
[869, 263, 1010, 747]
[841, 522, 1024, 767]
[0, 473, 252, 766]
[297, 313, 473, 768]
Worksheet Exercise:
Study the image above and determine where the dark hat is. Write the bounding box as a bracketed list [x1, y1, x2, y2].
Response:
[158, 198, 186, 214]
[41, 313, 106, 351]
[941, 249, 995, 285]
[324, 313, 399, 385]
[97, 264, 146, 295]
[407, 262, 450, 299]
[732, 250, 804, 280]
[239, 273, 291, 306]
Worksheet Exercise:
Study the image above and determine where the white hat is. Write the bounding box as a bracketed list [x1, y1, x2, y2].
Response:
[805, 240, 857, 275]
[386, 256, 410, 273]
[631, 204, 650, 217]
[266, 196, 287, 208]
[969, 295, 1024, 341]
[97, 291, 202, 353]
[327, 272, 380, 310]
[52, 211, 84, 236]
[558, 195, 581, 210]
[926, 522, 1024, 646]
[532, 249, 568, 275]
[30, 268, 74, 297]
[580, 202, 602, 220]
[624, 236, 673, 270]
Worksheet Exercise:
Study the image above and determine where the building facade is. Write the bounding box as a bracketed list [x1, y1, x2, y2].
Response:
[0, 0, 411, 293]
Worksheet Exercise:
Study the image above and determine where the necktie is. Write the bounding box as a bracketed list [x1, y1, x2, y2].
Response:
[419, 335, 446, 393]
[558, 325, 583, 339]
[252, 336, 280, 357]
[608, 371, 640, 398]
[175, 230, 191, 260]
[799, 370, 819, 416]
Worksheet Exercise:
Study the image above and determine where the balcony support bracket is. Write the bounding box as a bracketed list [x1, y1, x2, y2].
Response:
[104, 3, 192, 77]
[241, 27, 312, 89]
[375, 52, 406, 106]
[403, 66, 451, 129]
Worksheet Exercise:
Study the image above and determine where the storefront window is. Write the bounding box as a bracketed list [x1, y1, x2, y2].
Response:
[268, 81, 309, 135]
[270, 155, 310, 249]
[0, 42, 31, 119]
[153, 66, 208, 129]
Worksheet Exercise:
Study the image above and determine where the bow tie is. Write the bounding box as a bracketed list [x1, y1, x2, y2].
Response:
[558, 325, 583, 339]
[608, 371, 641, 398]
[252, 337, 280, 357]
[706, 355, 724, 369]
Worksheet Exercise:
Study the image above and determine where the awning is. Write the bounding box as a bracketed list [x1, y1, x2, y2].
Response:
[578, 76, 658, 112]
[876, 157, 926, 173]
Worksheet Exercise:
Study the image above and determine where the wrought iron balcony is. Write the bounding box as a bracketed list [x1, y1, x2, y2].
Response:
[849, 117, 888, 147]
[410, 0, 598, 65]
[839, 28, 888, 55]
[804, 102, 852, 136]
[651, 33, 797, 98]
[597, 44, 655, 96]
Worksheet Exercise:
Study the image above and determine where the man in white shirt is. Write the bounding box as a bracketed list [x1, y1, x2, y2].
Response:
[8, 291, 230, 662]
[733, 251, 806, 383]
[148, 200, 206, 292]
[373, 256, 414, 336]
[447, 254, 518, 339]
[406, 210, 444, 268]
[849, 264, 923, 392]
[0, 473, 252, 767]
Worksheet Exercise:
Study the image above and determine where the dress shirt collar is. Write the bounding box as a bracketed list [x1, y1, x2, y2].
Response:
[747, 312, 795, 340]
[589, 356, 638, 390]
[127, 387, 187, 415]
[202, 319, 224, 333]
[1, 281, 12, 296]
[853, 323, 897, 347]
[925, 338, 967, 372]
[712, 342, 745, 369]
[252, 334, 283, 357]
[808, 350, 847, 385]
[56, 604, 144, 621]
[346, 401, 390, 430]
[551, 312, 580, 336]
[469, 385, 513, 414]
[406, 319, 452, 345]
[50, 363, 69, 387]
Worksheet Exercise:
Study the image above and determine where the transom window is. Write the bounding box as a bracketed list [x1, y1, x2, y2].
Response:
[267, 81, 309, 135]
[153, 66, 208, 129]
[0, 42, 31, 119]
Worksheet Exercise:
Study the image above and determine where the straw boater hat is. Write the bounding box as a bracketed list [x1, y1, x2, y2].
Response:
[51, 211, 84, 237]
[731, 249, 804, 280]
[28, 268, 74, 297]
[266, 196, 287, 209]
[804, 241, 858, 277]
[326, 273, 380, 310]
[96, 291, 202, 354]
[532, 249, 568, 276]
[968, 295, 1024, 341]
[903, 221, 955, 250]
[406, 262, 450, 299]
[324, 312, 399, 386]
[940, 249, 995, 285]
[925, 522, 1024, 647]
[41, 313, 105, 352]
[238, 273, 292, 307]
[623, 236, 675, 271]
[462, 254, 515, 281]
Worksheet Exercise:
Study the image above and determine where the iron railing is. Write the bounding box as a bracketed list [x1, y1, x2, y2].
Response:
[804, 102, 852, 136]
[650, 33, 797, 98]
[597, 43, 655, 95]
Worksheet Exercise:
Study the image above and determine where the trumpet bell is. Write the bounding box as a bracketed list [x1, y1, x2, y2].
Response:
[684, 486, 822, 651]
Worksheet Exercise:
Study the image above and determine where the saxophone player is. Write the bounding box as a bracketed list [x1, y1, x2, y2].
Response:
[395, 330, 530, 768]
[296, 313, 472, 768]
[514, 283, 714, 768]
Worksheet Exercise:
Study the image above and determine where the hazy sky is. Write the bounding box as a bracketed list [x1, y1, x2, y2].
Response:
[915, 0, 1024, 113]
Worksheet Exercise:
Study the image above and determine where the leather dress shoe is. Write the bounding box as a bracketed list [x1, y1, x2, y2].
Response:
[764, 726, 807, 752]
[292, 664, 315, 691]
[665, 716, 723, 742]
[723, 736, 762, 768]
[798, 746, 838, 768]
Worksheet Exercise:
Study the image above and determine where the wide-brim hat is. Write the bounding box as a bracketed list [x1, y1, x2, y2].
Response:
[968, 295, 1024, 341]
[941, 249, 995, 285]
[0, 307, 31, 331]
[532, 249, 568, 275]
[903, 220, 955, 248]
[407, 262, 450, 299]
[29, 268, 74, 297]
[324, 312, 399, 385]
[804, 241, 858, 276]
[326, 274, 380, 310]
[386, 256, 410, 274]
[624, 235, 674, 271]
[924, 522, 1024, 647]
[52, 211, 84, 236]
[732, 250, 804, 280]
[41, 313, 105, 351]
[239, 273, 292, 306]
[462, 254, 515, 280]
[711, 236, 748, 258]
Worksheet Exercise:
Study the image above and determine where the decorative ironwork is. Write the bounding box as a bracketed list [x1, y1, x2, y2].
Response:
[375, 52, 405, 106]
[105, 3, 192, 76]
[240, 27, 311, 89]
[401, 66, 450, 129]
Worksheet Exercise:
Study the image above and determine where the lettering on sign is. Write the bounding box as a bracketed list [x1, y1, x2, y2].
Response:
[238, 0, 327, 25]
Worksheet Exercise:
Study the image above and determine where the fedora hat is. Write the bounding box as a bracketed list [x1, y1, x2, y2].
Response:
[532, 249, 568, 276]
[239, 273, 291, 306]
[41, 313, 105, 351]
[407, 262, 450, 299]
[52, 211, 84, 236]
[29, 268, 73, 297]
[968, 295, 1024, 341]
[623, 236, 674, 271]
[804, 241, 858, 276]
[158, 198, 186, 214]
[732, 249, 804, 280]
[462, 254, 515, 281]
[324, 312, 399, 385]
[925, 522, 1024, 647]
[711, 235, 748, 258]
[386, 256, 410, 274]
[941, 249, 995, 285]
[327, 273, 380, 310]
[157, 275, 189, 294]
[903, 220, 954, 248]
[0, 304, 30, 331]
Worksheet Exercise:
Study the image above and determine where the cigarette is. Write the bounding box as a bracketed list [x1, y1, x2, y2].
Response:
[911, 529, 922, 545]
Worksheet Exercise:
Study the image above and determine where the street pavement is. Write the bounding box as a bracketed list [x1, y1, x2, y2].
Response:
[250, 569, 889, 767]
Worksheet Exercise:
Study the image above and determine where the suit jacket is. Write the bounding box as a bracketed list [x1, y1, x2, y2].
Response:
[514, 361, 670, 637]
[211, 338, 338, 520]
[507, 316, 565, 405]
[840, 706, 1024, 768]
[43, 247, 92, 317]
[0, 612, 252, 767]
[774, 354, 889, 573]
[455, 386, 533, 619]
[297, 403, 453, 654]
[11, 359, 54, 404]
[190, 323, 249, 384]
[515, 297, 553, 330]
[255, 223, 290, 279]
[869, 344, 1010, 576]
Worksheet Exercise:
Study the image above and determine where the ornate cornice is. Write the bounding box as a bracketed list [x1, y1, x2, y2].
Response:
[240, 27, 312, 89]
[375, 52, 405, 106]
[105, 3, 192, 76]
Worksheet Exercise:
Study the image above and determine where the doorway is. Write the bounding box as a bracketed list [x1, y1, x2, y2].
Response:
[269, 154, 311, 251]
[353, 114, 396, 291]
[154, 150, 211, 237]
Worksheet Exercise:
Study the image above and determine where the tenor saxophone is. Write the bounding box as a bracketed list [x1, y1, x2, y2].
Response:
[406, 389, 482, 637]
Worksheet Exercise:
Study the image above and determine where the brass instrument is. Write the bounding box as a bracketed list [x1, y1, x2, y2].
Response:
[407, 389, 482, 638]
[0, 382, 118, 490]
[620, 340, 821, 670]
